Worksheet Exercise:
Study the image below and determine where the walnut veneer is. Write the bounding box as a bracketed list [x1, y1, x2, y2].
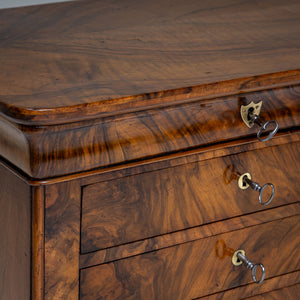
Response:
[0, 0, 300, 299]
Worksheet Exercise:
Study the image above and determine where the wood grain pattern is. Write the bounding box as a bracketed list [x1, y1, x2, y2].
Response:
[80, 202, 300, 268]
[0, 2, 299, 298]
[196, 271, 300, 299]
[6, 129, 297, 187]
[80, 215, 300, 299]
[0, 162, 31, 300]
[1, 83, 299, 179]
[81, 141, 300, 253]
[1, 71, 299, 126]
[0, 116, 30, 177]
[31, 185, 45, 300]
[244, 283, 300, 299]
[0, 0, 299, 120]
[44, 182, 81, 299]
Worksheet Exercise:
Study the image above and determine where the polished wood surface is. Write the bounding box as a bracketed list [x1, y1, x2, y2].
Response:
[0, 162, 31, 300]
[80, 203, 300, 269]
[80, 215, 300, 299]
[44, 182, 81, 299]
[0, 0, 299, 119]
[0, 0, 299, 298]
[1, 82, 299, 179]
[1, 154, 299, 299]
[0, 70, 299, 126]
[81, 141, 300, 253]
[244, 284, 300, 300]
[198, 271, 300, 300]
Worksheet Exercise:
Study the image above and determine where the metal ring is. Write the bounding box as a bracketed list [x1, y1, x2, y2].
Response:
[252, 264, 266, 284]
[259, 183, 275, 205]
[257, 120, 279, 142]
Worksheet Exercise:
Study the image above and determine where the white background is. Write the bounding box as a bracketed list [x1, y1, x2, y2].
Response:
[0, 0, 74, 9]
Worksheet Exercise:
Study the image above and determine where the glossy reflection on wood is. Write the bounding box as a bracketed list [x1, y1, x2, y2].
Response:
[1, 82, 299, 179]
[0, 0, 299, 298]
[0, 0, 300, 114]
[81, 141, 300, 253]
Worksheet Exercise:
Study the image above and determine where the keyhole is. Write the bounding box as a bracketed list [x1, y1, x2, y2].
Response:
[247, 107, 254, 121]
[242, 175, 249, 187]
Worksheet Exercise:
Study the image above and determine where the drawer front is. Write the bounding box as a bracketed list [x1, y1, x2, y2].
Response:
[2, 81, 299, 179]
[197, 271, 300, 300]
[244, 284, 300, 300]
[81, 141, 300, 253]
[80, 215, 300, 299]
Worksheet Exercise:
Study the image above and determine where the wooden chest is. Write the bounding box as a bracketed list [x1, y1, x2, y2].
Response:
[0, 0, 300, 299]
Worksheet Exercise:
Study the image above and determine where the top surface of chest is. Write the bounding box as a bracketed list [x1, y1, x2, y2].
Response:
[0, 0, 300, 125]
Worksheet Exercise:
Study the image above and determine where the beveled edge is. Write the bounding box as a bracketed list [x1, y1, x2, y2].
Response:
[1, 130, 299, 185]
[1, 69, 300, 126]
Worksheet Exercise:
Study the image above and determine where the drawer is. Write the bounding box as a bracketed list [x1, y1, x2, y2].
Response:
[1, 78, 299, 179]
[80, 214, 300, 299]
[81, 141, 300, 253]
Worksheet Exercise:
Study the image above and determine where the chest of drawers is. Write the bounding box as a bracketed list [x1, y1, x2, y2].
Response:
[0, 0, 300, 299]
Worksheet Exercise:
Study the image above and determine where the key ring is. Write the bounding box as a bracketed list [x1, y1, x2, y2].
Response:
[258, 183, 275, 205]
[251, 263, 266, 284]
[256, 119, 279, 142]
